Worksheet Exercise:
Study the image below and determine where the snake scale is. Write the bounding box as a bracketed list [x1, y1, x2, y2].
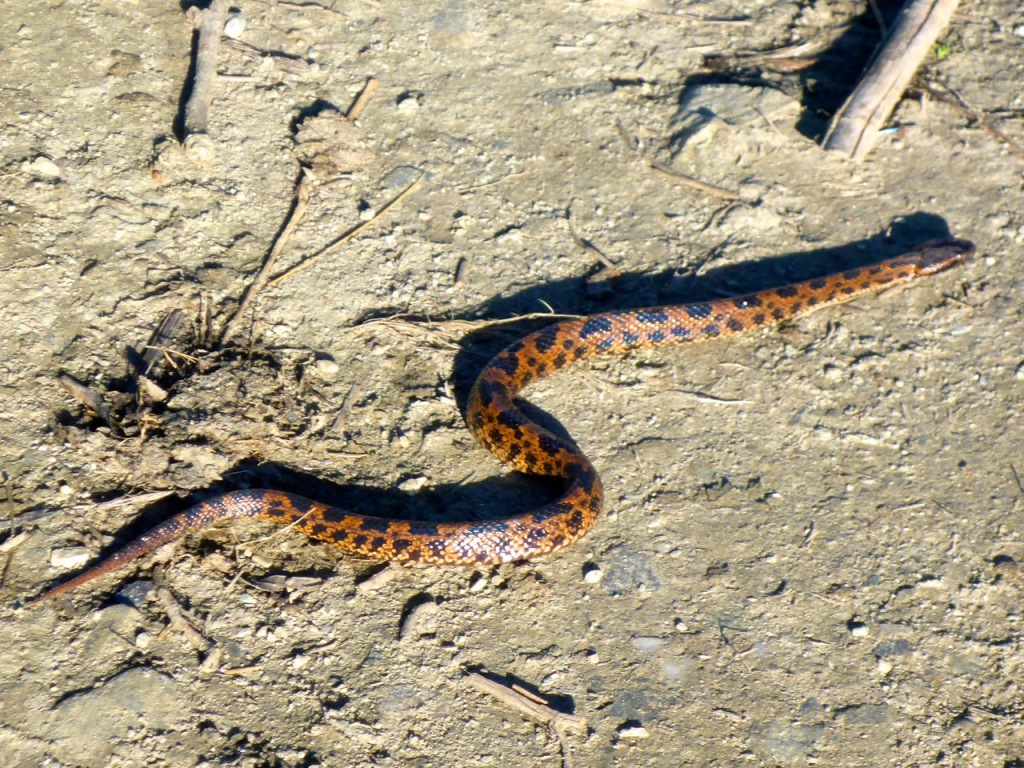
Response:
[30, 238, 973, 604]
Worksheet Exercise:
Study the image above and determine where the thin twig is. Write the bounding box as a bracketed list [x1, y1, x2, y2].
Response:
[465, 672, 587, 734]
[919, 81, 1024, 160]
[867, 0, 888, 36]
[331, 383, 364, 432]
[155, 587, 211, 652]
[219, 169, 314, 347]
[1010, 464, 1024, 496]
[648, 162, 741, 200]
[457, 170, 530, 193]
[268, 171, 424, 287]
[349, 311, 579, 343]
[566, 204, 619, 273]
[346, 77, 378, 121]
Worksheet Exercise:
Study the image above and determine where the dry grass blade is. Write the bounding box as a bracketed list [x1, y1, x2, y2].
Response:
[919, 80, 1024, 160]
[268, 171, 424, 287]
[649, 162, 741, 200]
[348, 311, 581, 349]
[566, 204, 619, 274]
[219, 169, 314, 348]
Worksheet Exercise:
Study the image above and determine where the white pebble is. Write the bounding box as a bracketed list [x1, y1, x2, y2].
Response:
[356, 566, 398, 594]
[469, 573, 488, 592]
[399, 476, 428, 492]
[400, 600, 440, 640]
[850, 623, 870, 638]
[223, 13, 245, 39]
[313, 358, 340, 377]
[26, 156, 61, 179]
[582, 563, 603, 583]
[397, 93, 421, 112]
[618, 724, 649, 739]
[50, 547, 92, 569]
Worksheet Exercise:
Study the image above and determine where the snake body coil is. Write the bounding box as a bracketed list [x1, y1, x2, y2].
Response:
[31, 239, 973, 604]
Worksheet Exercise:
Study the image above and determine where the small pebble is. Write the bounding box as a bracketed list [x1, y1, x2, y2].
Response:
[396, 92, 421, 112]
[50, 547, 91, 569]
[469, 573, 488, 592]
[617, 723, 649, 739]
[135, 631, 152, 650]
[993, 555, 1021, 582]
[313, 358, 340, 377]
[399, 476, 428, 492]
[117, 580, 156, 607]
[400, 599, 440, 640]
[582, 563, 603, 583]
[223, 13, 245, 39]
[26, 155, 61, 179]
[849, 621, 869, 638]
[356, 566, 398, 594]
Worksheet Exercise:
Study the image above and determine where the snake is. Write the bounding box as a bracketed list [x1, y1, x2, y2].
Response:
[29, 238, 973, 605]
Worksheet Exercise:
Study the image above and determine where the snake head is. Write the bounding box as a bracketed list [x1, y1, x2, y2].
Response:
[910, 238, 975, 274]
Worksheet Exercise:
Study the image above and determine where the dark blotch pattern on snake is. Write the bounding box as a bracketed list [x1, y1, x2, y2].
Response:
[29, 239, 973, 604]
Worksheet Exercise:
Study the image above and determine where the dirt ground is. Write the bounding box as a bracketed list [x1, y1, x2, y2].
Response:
[1, 0, 1022, 766]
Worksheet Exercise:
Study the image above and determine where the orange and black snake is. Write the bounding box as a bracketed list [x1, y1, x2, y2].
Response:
[29, 238, 973, 605]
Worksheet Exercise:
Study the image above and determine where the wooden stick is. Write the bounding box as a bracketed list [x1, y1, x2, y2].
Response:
[183, 0, 230, 166]
[465, 672, 587, 734]
[346, 77, 378, 122]
[822, 0, 962, 160]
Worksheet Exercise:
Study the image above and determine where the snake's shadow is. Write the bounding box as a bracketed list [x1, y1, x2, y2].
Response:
[78, 217, 964, 569]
